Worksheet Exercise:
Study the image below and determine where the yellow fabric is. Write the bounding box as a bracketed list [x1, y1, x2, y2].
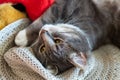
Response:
[0, 3, 26, 30]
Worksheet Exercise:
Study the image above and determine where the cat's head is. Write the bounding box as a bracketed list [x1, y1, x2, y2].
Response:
[31, 24, 91, 75]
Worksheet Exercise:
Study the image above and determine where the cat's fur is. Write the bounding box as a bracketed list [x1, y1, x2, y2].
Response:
[15, 0, 120, 74]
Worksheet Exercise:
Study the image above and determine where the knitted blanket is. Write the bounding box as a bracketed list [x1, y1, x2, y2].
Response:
[0, 18, 120, 80]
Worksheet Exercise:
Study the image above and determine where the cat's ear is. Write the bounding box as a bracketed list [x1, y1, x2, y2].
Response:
[68, 52, 87, 69]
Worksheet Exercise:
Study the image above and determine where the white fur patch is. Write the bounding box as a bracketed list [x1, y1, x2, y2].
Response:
[15, 30, 28, 46]
[40, 24, 92, 49]
[40, 24, 86, 37]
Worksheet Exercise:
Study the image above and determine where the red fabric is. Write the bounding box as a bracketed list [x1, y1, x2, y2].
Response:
[0, 0, 55, 21]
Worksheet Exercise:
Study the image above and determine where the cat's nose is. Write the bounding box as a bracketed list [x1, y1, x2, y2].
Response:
[40, 29, 48, 35]
[40, 29, 54, 43]
[40, 29, 57, 51]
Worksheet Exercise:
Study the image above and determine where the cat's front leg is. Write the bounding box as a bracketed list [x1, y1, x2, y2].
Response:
[15, 2, 60, 46]
[15, 17, 44, 46]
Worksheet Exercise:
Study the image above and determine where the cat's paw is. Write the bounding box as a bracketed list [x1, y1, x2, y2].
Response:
[15, 29, 28, 46]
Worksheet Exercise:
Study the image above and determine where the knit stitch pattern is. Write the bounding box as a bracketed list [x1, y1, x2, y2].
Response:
[1, 18, 120, 80]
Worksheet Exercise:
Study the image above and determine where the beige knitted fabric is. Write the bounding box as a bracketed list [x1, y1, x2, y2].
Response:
[1, 18, 120, 80]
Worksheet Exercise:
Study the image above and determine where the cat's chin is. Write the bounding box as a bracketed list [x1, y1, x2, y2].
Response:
[15, 29, 28, 46]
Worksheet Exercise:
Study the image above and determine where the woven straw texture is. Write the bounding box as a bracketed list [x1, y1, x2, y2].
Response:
[0, 18, 120, 80]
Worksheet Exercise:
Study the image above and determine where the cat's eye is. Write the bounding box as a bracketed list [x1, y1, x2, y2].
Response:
[54, 38, 63, 44]
[40, 44, 45, 53]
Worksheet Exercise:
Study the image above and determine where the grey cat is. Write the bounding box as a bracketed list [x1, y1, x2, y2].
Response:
[15, 0, 120, 75]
